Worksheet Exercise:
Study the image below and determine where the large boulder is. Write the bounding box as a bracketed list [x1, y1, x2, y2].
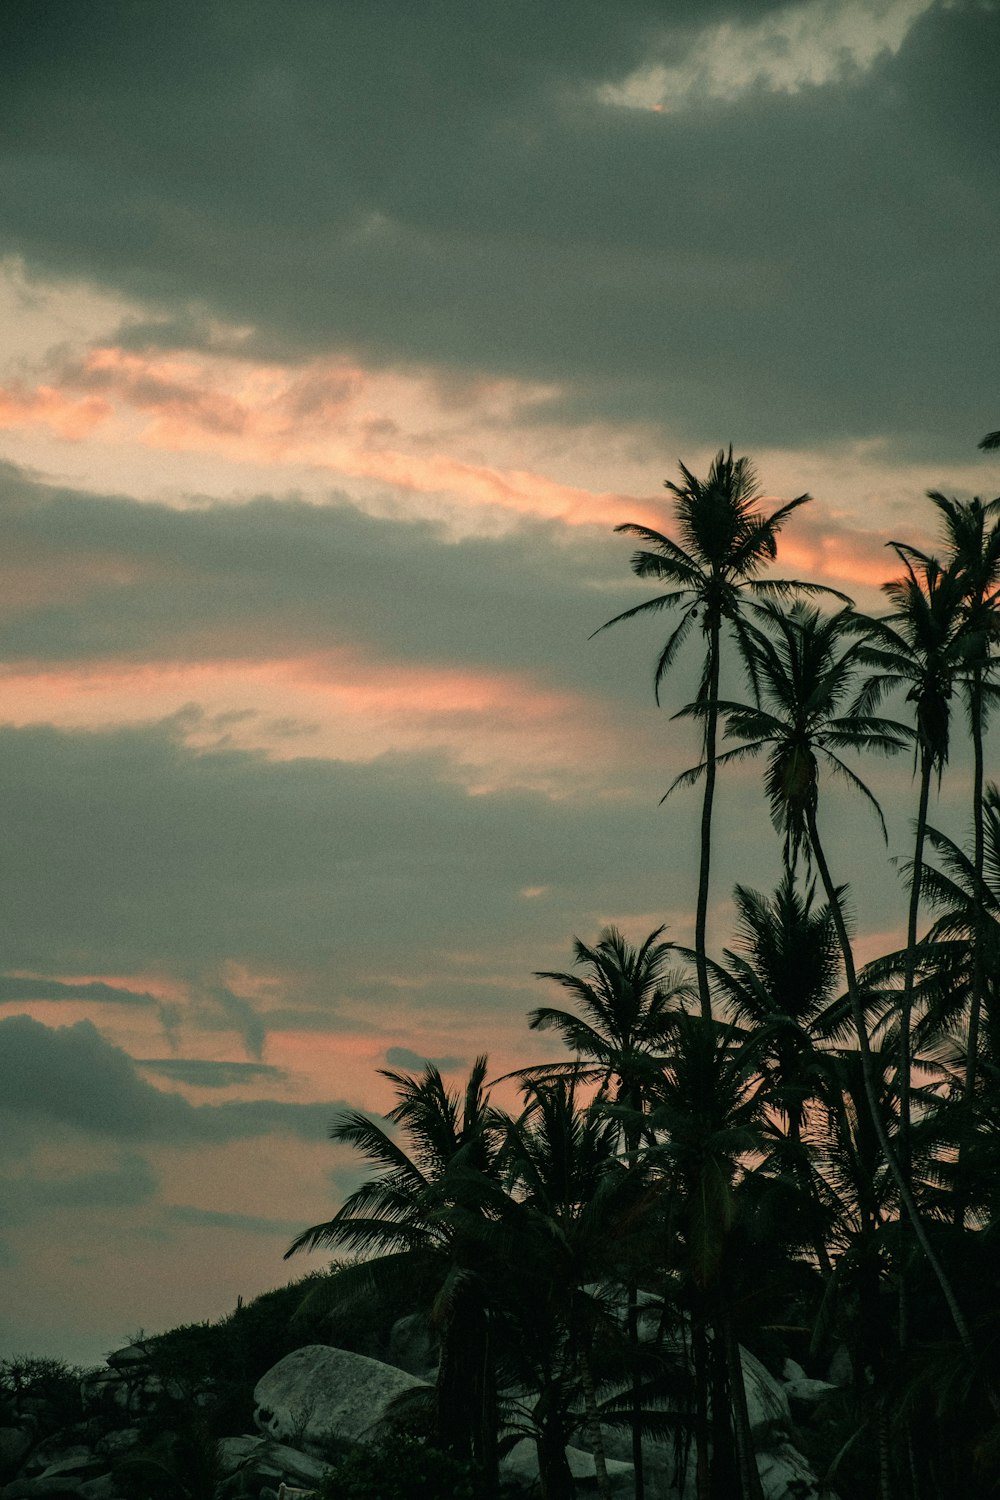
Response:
[500, 1438, 635, 1497]
[253, 1346, 428, 1456]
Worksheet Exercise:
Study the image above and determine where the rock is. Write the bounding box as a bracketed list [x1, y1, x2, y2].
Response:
[102, 1344, 153, 1372]
[254, 1345, 427, 1455]
[1, 1479, 85, 1499]
[23, 1445, 94, 1480]
[741, 1349, 793, 1434]
[784, 1376, 838, 1410]
[216, 1436, 264, 1477]
[500, 1438, 635, 1496]
[387, 1314, 437, 1381]
[75, 1479, 117, 1500]
[826, 1343, 852, 1388]
[781, 1358, 806, 1383]
[0, 1429, 33, 1474]
[757, 1442, 823, 1499]
[92, 1432, 139, 1461]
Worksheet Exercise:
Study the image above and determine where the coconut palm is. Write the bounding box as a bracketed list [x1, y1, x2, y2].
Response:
[593, 447, 824, 1022]
[979, 430, 1000, 451]
[921, 492, 1000, 1109]
[642, 1010, 768, 1500]
[513, 924, 690, 1500]
[284, 1058, 504, 1487]
[704, 600, 973, 1355]
[853, 548, 967, 1166]
[494, 1077, 656, 1500]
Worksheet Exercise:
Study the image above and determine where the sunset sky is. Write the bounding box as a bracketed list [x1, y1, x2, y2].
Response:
[1, 0, 997, 1366]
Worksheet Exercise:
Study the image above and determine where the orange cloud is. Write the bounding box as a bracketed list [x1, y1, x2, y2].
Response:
[42, 345, 660, 531]
[0, 383, 112, 440]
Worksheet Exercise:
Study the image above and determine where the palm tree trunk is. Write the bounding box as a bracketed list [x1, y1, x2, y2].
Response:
[695, 630, 720, 1024]
[804, 802, 975, 1357]
[692, 1314, 712, 1500]
[900, 752, 932, 1178]
[721, 1311, 764, 1500]
[957, 676, 986, 1227]
[578, 1344, 612, 1500]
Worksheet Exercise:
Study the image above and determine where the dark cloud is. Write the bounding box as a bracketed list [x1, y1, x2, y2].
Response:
[0, 1015, 341, 1144]
[383, 1046, 465, 1073]
[136, 1058, 287, 1088]
[0, 463, 651, 706]
[0, 974, 158, 1007]
[0, 3, 995, 450]
[3, 1151, 158, 1226]
[163, 1205, 305, 1236]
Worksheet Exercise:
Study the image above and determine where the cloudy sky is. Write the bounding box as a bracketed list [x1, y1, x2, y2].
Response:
[0, 0, 997, 1366]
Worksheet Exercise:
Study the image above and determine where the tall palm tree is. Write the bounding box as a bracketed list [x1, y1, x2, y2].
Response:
[593, 448, 823, 1022]
[285, 1058, 504, 1487]
[979, 431, 1000, 451]
[711, 600, 974, 1354]
[922, 492, 1000, 1107]
[854, 548, 966, 1165]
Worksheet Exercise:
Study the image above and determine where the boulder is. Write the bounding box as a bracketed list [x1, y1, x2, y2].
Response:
[386, 1315, 437, 1381]
[500, 1438, 635, 1496]
[0, 1429, 33, 1474]
[254, 1346, 428, 1455]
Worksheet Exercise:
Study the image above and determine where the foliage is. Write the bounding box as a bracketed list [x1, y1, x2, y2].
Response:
[317, 1434, 479, 1500]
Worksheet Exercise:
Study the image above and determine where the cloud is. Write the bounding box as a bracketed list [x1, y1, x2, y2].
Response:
[163, 1205, 305, 1236]
[383, 1046, 466, 1073]
[0, 2, 994, 450]
[0, 1015, 342, 1145]
[3, 1151, 159, 1227]
[136, 1058, 287, 1088]
[0, 974, 160, 1007]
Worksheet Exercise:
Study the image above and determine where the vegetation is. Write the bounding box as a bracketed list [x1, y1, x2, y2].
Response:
[288, 455, 1000, 1500]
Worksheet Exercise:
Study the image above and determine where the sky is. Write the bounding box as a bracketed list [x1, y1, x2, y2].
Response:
[0, 0, 997, 1366]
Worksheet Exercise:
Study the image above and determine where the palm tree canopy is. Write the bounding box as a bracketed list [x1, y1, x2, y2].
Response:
[518, 925, 690, 1109]
[694, 601, 911, 865]
[593, 447, 831, 707]
[854, 549, 967, 779]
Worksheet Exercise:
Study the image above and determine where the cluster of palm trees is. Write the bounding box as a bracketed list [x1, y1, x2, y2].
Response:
[288, 449, 1000, 1500]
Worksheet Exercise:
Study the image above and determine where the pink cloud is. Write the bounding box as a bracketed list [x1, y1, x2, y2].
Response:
[0, 382, 112, 440]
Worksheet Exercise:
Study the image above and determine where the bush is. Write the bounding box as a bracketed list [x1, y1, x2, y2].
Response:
[318, 1434, 479, 1500]
[0, 1355, 87, 1427]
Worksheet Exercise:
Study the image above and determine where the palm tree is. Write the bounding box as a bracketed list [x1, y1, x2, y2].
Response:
[285, 1058, 504, 1488]
[922, 492, 1000, 1108]
[517, 924, 691, 1500]
[854, 548, 966, 1166]
[642, 1010, 768, 1500]
[709, 873, 846, 1276]
[979, 431, 1000, 451]
[710, 599, 974, 1355]
[593, 447, 822, 1022]
[494, 1078, 654, 1500]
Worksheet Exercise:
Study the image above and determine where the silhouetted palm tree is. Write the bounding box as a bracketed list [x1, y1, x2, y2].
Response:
[593, 448, 822, 1022]
[518, 924, 690, 1500]
[922, 492, 1000, 1108]
[285, 1058, 504, 1487]
[712, 600, 973, 1354]
[979, 430, 1000, 451]
[854, 548, 966, 1163]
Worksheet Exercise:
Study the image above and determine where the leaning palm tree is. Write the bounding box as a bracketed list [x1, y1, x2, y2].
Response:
[593, 448, 824, 1022]
[979, 430, 1000, 451]
[285, 1058, 504, 1487]
[708, 600, 973, 1354]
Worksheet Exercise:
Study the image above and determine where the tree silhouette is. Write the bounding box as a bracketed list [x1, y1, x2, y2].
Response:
[593, 448, 821, 1023]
